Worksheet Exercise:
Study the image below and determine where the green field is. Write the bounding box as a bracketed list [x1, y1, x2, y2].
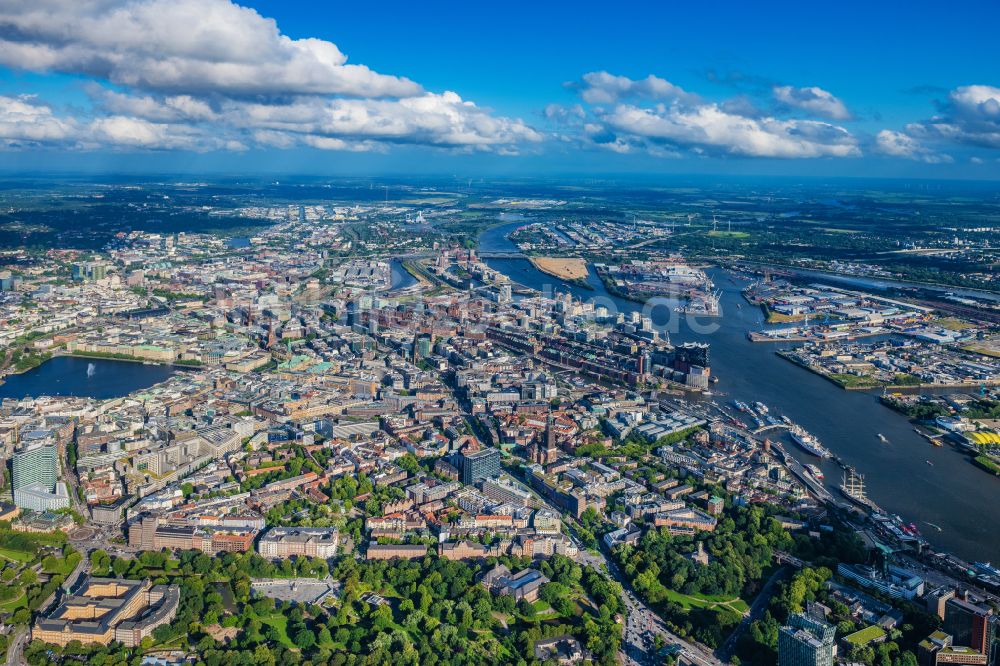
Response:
[0, 592, 27, 612]
[664, 588, 749, 614]
[0, 547, 33, 563]
[251, 610, 296, 649]
[974, 455, 1000, 476]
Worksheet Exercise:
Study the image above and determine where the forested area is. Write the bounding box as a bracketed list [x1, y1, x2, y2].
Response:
[26, 550, 623, 666]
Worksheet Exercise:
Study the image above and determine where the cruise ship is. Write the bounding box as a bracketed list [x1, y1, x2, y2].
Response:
[804, 464, 824, 480]
[791, 429, 832, 458]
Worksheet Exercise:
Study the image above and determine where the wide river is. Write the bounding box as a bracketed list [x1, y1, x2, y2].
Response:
[480, 221, 1000, 563]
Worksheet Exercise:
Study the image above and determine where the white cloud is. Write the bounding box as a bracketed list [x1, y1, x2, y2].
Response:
[0, 0, 539, 154]
[874, 130, 951, 163]
[89, 115, 245, 151]
[576, 71, 696, 105]
[0, 95, 241, 151]
[232, 92, 542, 149]
[0, 95, 79, 147]
[906, 85, 1000, 150]
[773, 85, 852, 120]
[600, 103, 859, 158]
[94, 88, 218, 123]
[563, 73, 860, 159]
[0, 0, 419, 98]
[949, 85, 1000, 122]
[543, 103, 586, 124]
[872, 84, 1000, 162]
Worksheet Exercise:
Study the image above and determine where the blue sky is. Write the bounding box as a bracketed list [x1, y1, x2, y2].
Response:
[1, 0, 999, 178]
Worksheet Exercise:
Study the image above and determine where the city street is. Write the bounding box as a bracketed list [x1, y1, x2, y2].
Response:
[5, 625, 28, 666]
[717, 565, 790, 662]
[570, 529, 724, 666]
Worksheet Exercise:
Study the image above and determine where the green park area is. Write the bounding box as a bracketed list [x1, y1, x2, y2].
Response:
[248, 608, 296, 649]
[0, 546, 34, 563]
[663, 588, 750, 614]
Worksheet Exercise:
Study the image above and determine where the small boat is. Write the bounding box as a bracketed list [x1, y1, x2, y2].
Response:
[926, 460, 934, 466]
[877, 433, 888, 443]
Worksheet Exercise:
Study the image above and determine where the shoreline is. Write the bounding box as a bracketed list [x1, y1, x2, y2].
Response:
[481, 234, 1000, 566]
[400, 258, 453, 294]
[749, 329, 886, 343]
[730, 259, 1000, 298]
[1, 352, 54, 378]
[594, 271, 650, 305]
[63, 351, 202, 368]
[776, 349, 994, 392]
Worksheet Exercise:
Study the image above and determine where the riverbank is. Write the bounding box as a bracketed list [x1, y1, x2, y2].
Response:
[749, 329, 886, 344]
[480, 245, 1000, 560]
[400, 259, 450, 294]
[974, 456, 1000, 476]
[777, 349, 995, 392]
[880, 396, 1000, 479]
[4, 350, 54, 377]
[594, 270, 650, 305]
[730, 259, 1000, 299]
[66, 350, 202, 368]
[759, 302, 805, 324]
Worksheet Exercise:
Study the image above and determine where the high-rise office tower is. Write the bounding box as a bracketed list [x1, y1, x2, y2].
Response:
[12, 442, 58, 491]
[779, 613, 836, 666]
[943, 597, 994, 657]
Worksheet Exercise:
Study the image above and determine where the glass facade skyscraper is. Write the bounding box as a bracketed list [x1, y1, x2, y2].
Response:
[779, 613, 836, 666]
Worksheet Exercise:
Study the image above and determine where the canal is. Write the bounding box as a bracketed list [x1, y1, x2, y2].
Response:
[390, 259, 419, 291]
[0, 356, 176, 401]
[480, 221, 1000, 563]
